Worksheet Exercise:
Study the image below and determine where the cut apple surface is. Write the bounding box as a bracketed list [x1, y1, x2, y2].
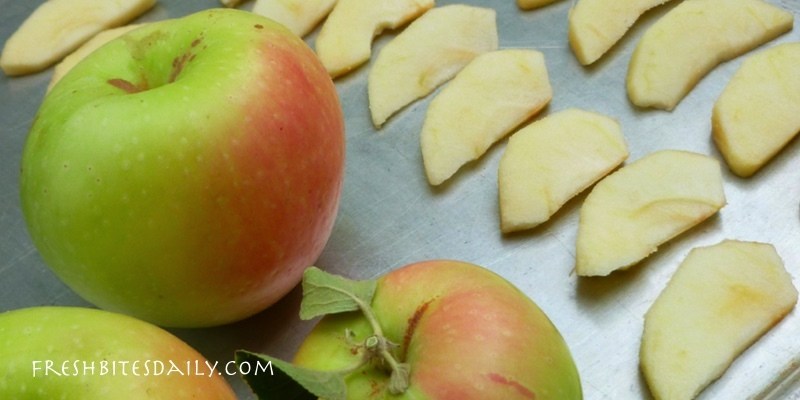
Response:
[314, 0, 434, 78]
[368, 5, 498, 128]
[713, 42, 800, 178]
[641, 240, 798, 400]
[421, 49, 552, 186]
[0, 0, 156, 76]
[575, 150, 726, 277]
[626, 0, 793, 110]
[252, 0, 338, 38]
[568, 0, 674, 65]
[498, 109, 628, 233]
[48, 24, 143, 92]
[518, 0, 561, 10]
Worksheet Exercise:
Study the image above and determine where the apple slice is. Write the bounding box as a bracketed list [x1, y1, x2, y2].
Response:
[626, 0, 793, 110]
[368, 5, 498, 128]
[498, 109, 628, 233]
[568, 0, 675, 65]
[314, 0, 434, 78]
[712, 43, 800, 178]
[575, 150, 726, 277]
[220, 0, 242, 6]
[48, 24, 144, 92]
[0, 0, 156, 76]
[421, 49, 552, 186]
[518, 0, 560, 10]
[252, 0, 338, 38]
[641, 240, 798, 400]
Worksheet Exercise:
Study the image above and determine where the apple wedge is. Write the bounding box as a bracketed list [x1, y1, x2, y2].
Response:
[252, 0, 338, 38]
[498, 109, 628, 233]
[575, 150, 726, 277]
[518, 0, 561, 10]
[641, 240, 798, 400]
[368, 5, 498, 128]
[48, 24, 144, 92]
[421, 49, 552, 186]
[568, 0, 675, 65]
[0, 0, 156, 76]
[713, 43, 800, 178]
[626, 0, 793, 110]
[314, 0, 434, 78]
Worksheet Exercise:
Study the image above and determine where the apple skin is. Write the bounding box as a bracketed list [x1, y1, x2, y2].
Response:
[293, 260, 583, 399]
[20, 9, 345, 327]
[0, 306, 236, 399]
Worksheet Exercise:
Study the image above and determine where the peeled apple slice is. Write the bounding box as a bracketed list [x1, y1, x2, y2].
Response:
[518, 0, 560, 10]
[252, 0, 338, 38]
[0, 0, 156, 76]
[421, 49, 552, 186]
[626, 0, 793, 110]
[48, 24, 143, 92]
[568, 0, 675, 65]
[498, 109, 628, 233]
[575, 150, 726, 277]
[314, 0, 434, 78]
[641, 240, 798, 400]
[713, 42, 800, 178]
[368, 5, 498, 128]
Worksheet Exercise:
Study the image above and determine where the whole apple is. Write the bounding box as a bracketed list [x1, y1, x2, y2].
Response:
[0, 306, 236, 399]
[287, 260, 582, 399]
[20, 9, 345, 327]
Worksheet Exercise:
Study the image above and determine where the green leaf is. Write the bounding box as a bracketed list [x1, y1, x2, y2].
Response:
[235, 350, 347, 400]
[300, 266, 378, 320]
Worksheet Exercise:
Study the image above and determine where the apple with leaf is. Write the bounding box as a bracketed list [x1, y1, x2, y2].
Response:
[237, 260, 583, 399]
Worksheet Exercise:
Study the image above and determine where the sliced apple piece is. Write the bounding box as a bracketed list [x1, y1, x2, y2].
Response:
[48, 24, 143, 92]
[498, 109, 628, 233]
[626, 0, 793, 110]
[368, 5, 498, 128]
[220, 0, 242, 7]
[568, 0, 675, 66]
[518, 0, 561, 10]
[575, 150, 726, 277]
[314, 0, 434, 78]
[421, 49, 552, 186]
[712, 43, 800, 178]
[252, 0, 338, 37]
[0, 0, 156, 76]
[641, 240, 798, 400]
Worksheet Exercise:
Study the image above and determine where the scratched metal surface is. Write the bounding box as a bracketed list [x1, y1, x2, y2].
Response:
[2, 0, 800, 398]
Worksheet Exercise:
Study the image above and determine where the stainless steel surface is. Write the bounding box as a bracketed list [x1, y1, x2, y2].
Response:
[2, 0, 800, 398]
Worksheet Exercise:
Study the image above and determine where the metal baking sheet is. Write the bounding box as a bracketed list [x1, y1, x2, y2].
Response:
[2, 0, 800, 398]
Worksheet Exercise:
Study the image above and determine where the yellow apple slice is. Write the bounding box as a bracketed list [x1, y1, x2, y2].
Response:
[498, 109, 628, 233]
[368, 5, 498, 128]
[568, 0, 674, 65]
[518, 0, 560, 10]
[713, 43, 800, 178]
[314, 0, 434, 78]
[575, 150, 726, 277]
[48, 24, 144, 92]
[421, 49, 552, 186]
[626, 0, 793, 110]
[0, 0, 156, 76]
[252, 0, 338, 37]
[641, 240, 798, 400]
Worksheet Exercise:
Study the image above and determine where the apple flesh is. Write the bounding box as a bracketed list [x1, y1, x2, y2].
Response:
[292, 260, 583, 399]
[626, 0, 793, 110]
[0, 306, 236, 399]
[641, 240, 798, 399]
[20, 9, 345, 327]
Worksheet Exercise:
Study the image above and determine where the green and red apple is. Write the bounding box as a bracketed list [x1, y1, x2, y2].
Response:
[239, 260, 583, 399]
[0, 306, 236, 399]
[20, 9, 345, 327]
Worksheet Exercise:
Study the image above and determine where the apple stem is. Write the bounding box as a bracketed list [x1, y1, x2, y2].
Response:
[353, 297, 411, 394]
